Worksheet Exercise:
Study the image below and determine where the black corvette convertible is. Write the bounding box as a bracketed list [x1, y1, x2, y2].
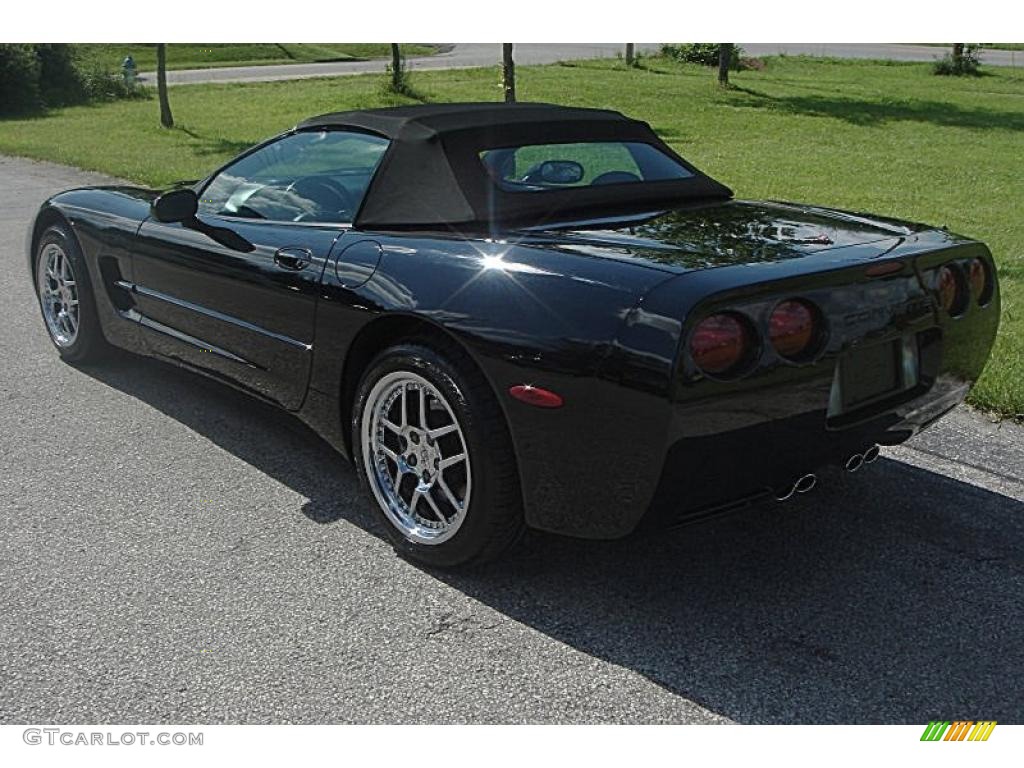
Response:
[29, 103, 999, 566]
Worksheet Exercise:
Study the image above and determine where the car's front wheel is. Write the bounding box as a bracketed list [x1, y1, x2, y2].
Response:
[352, 341, 524, 567]
[34, 224, 108, 363]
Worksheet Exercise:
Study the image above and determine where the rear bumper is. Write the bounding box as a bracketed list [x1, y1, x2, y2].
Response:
[517, 358, 977, 539]
[644, 371, 971, 527]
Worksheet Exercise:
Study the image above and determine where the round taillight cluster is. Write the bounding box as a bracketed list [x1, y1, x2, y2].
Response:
[689, 312, 755, 376]
[690, 300, 825, 377]
[968, 257, 993, 306]
[933, 259, 994, 316]
[936, 265, 967, 316]
[769, 299, 820, 360]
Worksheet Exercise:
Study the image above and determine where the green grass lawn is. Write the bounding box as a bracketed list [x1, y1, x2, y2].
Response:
[0, 56, 1021, 418]
[76, 43, 440, 72]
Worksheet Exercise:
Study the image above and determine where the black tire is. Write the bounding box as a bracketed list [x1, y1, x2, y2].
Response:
[352, 339, 524, 568]
[34, 224, 109, 364]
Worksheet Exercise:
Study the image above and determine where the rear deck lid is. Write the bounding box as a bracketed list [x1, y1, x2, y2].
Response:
[518, 199, 916, 272]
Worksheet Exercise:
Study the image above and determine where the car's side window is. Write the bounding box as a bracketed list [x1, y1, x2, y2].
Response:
[199, 130, 390, 224]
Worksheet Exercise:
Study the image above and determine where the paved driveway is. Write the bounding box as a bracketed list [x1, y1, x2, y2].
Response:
[1, 155, 1022, 723]
[142, 43, 1024, 86]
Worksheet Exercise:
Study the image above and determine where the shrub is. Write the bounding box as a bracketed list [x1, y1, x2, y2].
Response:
[0, 44, 144, 117]
[661, 43, 745, 70]
[35, 44, 87, 107]
[0, 44, 43, 116]
[78, 66, 147, 102]
[933, 44, 982, 76]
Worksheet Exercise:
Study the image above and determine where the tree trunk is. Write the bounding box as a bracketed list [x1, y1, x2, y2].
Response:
[156, 44, 173, 128]
[502, 44, 515, 103]
[718, 44, 732, 87]
[625, 43, 635, 67]
[390, 43, 402, 90]
[952, 43, 965, 73]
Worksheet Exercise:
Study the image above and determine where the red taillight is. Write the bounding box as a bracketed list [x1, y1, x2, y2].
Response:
[968, 258, 991, 305]
[690, 313, 754, 376]
[769, 299, 819, 360]
[936, 265, 966, 315]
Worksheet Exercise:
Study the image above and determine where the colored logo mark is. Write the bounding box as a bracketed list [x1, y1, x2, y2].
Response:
[920, 721, 997, 741]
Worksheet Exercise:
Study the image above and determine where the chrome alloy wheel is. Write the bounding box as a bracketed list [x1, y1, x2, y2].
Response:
[37, 242, 80, 348]
[361, 371, 472, 545]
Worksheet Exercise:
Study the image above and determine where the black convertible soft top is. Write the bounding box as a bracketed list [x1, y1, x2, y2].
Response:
[296, 103, 733, 231]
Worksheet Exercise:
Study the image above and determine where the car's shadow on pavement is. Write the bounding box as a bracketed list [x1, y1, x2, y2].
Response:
[82, 352, 1024, 724]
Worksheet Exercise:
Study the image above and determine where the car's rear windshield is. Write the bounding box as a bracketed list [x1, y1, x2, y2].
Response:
[479, 141, 693, 192]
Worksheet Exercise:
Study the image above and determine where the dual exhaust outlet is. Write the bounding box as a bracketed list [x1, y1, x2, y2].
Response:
[774, 444, 880, 502]
[844, 444, 881, 473]
[774, 472, 817, 502]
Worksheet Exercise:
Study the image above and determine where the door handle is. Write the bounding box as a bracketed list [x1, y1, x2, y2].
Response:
[274, 247, 312, 271]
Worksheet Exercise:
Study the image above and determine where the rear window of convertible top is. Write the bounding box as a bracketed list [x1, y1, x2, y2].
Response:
[479, 141, 693, 192]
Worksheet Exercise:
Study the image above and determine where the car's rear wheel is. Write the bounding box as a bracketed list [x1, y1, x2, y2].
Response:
[34, 224, 108, 363]
[352, 341, 524, 567]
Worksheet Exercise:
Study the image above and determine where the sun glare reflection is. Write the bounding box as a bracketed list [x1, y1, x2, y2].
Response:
[481, 253, 509, 272]
[439, 241, 567, 328]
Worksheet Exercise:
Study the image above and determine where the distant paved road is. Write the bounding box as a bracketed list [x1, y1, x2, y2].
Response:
[141, 43, 1023, 86]
[742, 43, 1022, 66]
[2, 154, 1023, 724]
[144, 44, 662, 86]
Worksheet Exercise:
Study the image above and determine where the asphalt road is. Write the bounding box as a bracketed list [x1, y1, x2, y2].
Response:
[1, 155, 1022, 724]
[741, 42, 1023, 66]
[141, 43, 1024, 86]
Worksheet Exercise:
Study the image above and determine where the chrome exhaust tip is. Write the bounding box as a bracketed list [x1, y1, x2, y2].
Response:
[863, 445, 880, 464]
[794, 473, 817, 494]
[776, 473, 817, 502]
[775, 483, 797, 502]
[845, 453, 864, 472]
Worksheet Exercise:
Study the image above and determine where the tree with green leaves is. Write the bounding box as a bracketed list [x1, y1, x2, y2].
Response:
[156, 44, 173, 128]
[502, 44, 515, 103]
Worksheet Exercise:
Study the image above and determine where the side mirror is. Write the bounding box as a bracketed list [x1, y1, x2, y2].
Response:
[539, 160, 584, 185]
[152, 188, 198, 223]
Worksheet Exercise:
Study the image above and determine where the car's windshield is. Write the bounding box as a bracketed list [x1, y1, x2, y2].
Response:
[479, 141, 693, 192]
